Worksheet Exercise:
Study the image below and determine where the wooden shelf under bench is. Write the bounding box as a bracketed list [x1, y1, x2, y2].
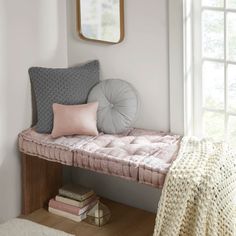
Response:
[20, 198, 156, 236]
[21, 153, 156, 235]
[21, 153, 63, 215]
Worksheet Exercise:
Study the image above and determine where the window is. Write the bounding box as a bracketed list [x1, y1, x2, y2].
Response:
[189, 0, 236, 147]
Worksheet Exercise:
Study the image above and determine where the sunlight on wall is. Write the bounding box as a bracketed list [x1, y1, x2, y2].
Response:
[38, 0, 59, 61]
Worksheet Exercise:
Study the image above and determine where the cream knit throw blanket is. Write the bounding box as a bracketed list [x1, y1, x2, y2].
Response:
[153, 137, 236, 236]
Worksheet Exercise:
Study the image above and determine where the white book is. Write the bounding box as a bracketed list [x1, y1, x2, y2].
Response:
[55, 195, 98, 208]
[48, 207, 87, 222]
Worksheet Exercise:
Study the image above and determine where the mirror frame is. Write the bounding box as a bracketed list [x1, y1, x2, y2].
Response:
[76, 0, 125, 44]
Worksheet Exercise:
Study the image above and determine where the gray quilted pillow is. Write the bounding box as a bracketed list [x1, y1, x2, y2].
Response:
[29, 60, 100, 133]
[88, 79, 139, 134]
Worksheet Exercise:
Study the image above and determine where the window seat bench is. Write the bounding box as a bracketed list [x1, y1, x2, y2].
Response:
[18, 128, 181, 215]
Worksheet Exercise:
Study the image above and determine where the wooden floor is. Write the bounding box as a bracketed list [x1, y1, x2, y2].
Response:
[21, 199, 156, 236]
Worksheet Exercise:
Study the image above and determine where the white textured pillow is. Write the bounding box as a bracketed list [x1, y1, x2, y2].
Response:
[88, 79, 139, 134]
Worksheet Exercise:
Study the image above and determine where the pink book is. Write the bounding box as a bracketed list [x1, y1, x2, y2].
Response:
[49, 198, 98, 216]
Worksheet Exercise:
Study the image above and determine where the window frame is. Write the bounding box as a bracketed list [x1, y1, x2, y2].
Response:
[169, 0, 236, 144]
[168, 0, 185, 135]
[193, 0, 236, 143]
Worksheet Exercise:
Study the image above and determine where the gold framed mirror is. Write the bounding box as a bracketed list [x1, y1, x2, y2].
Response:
[77, 0, 124, 44]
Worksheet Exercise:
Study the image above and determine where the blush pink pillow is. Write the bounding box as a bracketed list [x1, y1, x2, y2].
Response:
[51, 102, 99, 138]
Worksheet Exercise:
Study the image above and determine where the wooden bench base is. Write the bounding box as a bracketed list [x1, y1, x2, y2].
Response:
[21, 153, 63, 215]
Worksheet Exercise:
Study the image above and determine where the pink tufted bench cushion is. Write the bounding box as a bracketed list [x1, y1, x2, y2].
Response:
[18, 128, 181, 188]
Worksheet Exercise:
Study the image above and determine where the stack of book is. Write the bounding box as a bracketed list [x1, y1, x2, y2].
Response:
[48, 184, 99, 222]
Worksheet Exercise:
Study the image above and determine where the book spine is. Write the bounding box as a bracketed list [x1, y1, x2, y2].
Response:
[55, 195, 83, 208]
[48, 207, 86, 222]
[49, 199, 79, 215]
[49, 198, 98, 216]
[56, 195, 98, 208]
[58, 189, 94, 202]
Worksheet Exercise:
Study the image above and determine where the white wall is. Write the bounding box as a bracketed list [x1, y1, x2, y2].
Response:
[0, 0, 67, 222]
[67, 0, 170, 132]
[67, 0, 169, 212]
[72, 168, 161, 213]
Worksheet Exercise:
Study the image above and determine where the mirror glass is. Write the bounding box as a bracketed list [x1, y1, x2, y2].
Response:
[78, 0, 124, 44]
